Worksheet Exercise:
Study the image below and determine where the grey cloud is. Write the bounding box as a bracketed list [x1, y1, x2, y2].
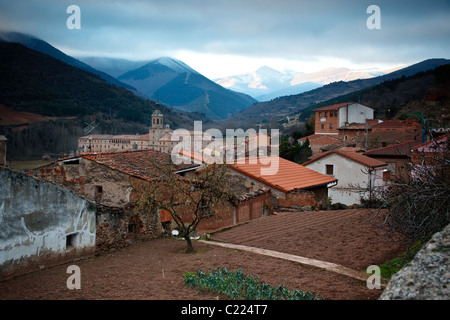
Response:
[0, 0, 449, 66]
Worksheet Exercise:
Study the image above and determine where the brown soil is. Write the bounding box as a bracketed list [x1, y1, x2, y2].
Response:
[0, 209, 406, 300]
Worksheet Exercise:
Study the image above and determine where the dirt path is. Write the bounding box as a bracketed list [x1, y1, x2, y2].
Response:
[198, 240, 371, 283]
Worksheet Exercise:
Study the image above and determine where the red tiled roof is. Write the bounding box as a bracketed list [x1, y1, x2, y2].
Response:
[303, 150, 386, 168]
[73, 149, 198, 180]
[231, 156, 338, 193]
[298, 134, 341, 143]
[364, 140, 422, 157]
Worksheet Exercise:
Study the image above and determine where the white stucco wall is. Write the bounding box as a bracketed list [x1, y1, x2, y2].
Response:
[0, 167, 96, 275]
[338, 103, 374, 127]
[304, 153, 385, 206]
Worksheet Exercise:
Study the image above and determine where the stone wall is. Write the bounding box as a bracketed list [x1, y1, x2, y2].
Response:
[380, 223, 450, 300]
[95, 204, 161, 253]
[0, 167, 97, 279]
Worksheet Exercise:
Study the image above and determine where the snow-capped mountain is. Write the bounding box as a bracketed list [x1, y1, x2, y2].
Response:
[215, 66, 389, 101]
[290, 67, 385, 86]
[116, 57, 256, 120]
[215, 66, 294, 101]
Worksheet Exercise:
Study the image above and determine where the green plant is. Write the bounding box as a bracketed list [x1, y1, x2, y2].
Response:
[183, 267, 323, 300]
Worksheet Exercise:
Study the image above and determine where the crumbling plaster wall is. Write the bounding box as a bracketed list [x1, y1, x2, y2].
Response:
[0, 167, 96, 278]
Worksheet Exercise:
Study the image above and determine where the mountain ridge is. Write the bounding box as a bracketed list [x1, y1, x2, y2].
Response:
[228, 58, 450, 125]
[116, 57, 257, 120]
[0, 31, 138, 93]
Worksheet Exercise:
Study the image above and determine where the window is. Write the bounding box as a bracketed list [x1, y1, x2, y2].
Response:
[329, 124, 333, 130]
[325, 112, 328, 117]
[326, 164, 334, 176]
[321, 124, 324, 129]
[335, 112, 338, 117]
[95, 185, 103, 194]
[66, 233, 78, 250]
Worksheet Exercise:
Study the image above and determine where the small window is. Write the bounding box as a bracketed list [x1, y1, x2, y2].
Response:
[321, 124, 324, 129]
[326, 164, 334, 176]
[128, 224, 136, 233]
[66, 233, 78, 249]
[329, 124, 333, 129]
[95, 185, 103, 194]
[325, 112, 328, 117]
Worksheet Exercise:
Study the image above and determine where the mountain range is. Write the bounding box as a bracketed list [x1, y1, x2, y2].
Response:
[214, 66, 395, 101]
[91, 56, 257, 120]
[228, 58, 450, 126]
[0, 31, 256, 121]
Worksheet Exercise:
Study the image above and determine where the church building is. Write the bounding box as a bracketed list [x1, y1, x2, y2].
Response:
[77, 110, 176, 154]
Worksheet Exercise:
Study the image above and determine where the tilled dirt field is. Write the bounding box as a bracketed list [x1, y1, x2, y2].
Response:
[0, 209, 406, 300]
[211, 209, 405, 271]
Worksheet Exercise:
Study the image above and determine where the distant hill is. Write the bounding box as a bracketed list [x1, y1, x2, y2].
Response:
[298, 63, 450, 122]
[229, 58, 450, 125]
[0, 42, 211, 160]
[117, 57, 257, 120]
[0, 31, 138, 93]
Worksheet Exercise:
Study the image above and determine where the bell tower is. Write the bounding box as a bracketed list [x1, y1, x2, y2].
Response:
[152, 109, 163, 129]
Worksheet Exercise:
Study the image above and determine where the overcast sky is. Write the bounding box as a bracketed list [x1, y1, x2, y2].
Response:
[1, 0, 449, 78]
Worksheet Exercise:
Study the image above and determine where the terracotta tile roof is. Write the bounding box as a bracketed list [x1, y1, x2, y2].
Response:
[372, 120, 407, 128]
[364, 140, 422, 157]
[78, 149, 198, 180]
[303, 150, 386, 168]
[298, 134, 341, 143]
[231, 156, 338, 193]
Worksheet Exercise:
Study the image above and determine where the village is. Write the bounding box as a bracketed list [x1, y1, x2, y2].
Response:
[0, 102, 448, 301]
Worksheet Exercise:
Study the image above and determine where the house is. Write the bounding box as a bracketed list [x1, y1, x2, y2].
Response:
[314, 102, 374, 135]
[410, 133, 449, 181]
[1, 166, 97, 279]
[364, 140, 423, 182]
[30, 149, 200, 251]
[298, 134, 343, 157]
[229, 156, 338, 210]
[366, 118, 423, 149]
[303, 149, 388, 206]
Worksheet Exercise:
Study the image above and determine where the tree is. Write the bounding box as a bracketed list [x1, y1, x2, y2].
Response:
[135, 161, 237, 253]
[369, 134, 449, 262]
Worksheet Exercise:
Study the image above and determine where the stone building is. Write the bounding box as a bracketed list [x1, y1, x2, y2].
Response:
[30, 149, 201, 251]
[0, 166, 97, 279]
[77, 110, 176, 154]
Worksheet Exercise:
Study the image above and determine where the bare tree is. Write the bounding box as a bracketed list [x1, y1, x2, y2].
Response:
[134, 162, 237, 253]
[369, 134, 449, 260]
